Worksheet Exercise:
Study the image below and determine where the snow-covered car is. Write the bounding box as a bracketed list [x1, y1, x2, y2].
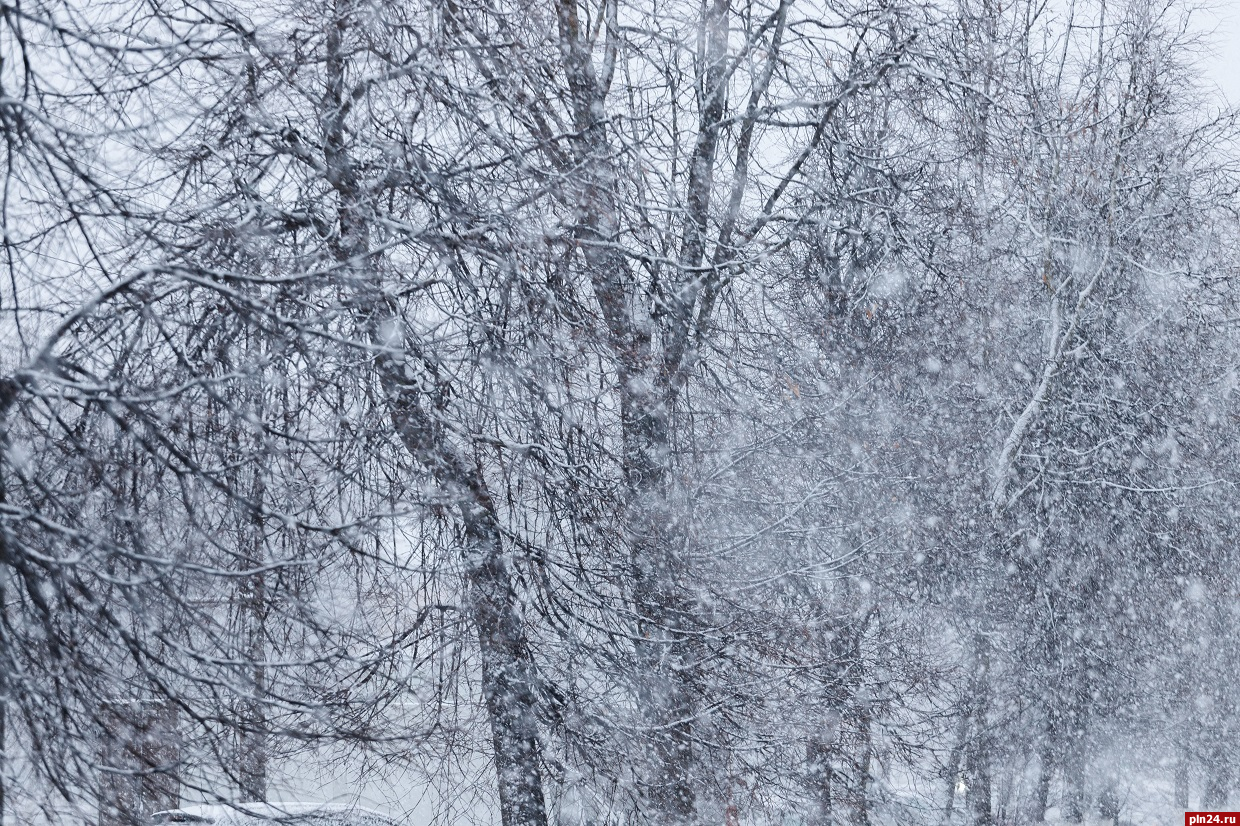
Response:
[150, 803, 399, 826]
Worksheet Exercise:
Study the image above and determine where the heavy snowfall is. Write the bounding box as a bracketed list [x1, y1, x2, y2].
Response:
[1, 0, 1237, 825]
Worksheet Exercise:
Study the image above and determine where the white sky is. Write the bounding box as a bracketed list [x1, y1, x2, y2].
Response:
[1202, 0, 1240, 105]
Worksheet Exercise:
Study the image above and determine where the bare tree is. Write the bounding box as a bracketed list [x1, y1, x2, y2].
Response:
[3, 3, 1240, 826]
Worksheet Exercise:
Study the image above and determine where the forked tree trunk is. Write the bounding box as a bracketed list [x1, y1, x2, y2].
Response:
[550, 0, 704, 813]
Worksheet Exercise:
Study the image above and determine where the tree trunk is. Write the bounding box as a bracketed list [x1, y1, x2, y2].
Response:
[942, 703, 971, 826]
[626, 400, 697, 826]
[550, 0, 704, 812]
[374, 348, 551, 826]
[377, 362, 550, 826]
[1061, 738, 1086, 823]
[1175, 754, 1191, 810]
[963, 634, 992, 826]
[853, 704, 873, 826]
[318, 13, 549, 826]
[1098, 783, 1119, 824]
[1033, 741, 1052, 823]
[807, 737, 834, 826]
[0, 700, 5, 826]
[235, 560, 268, 802]
[1203, 600, 1234, 810]
[462, 507, 549, 826]
[1203, 741, 1230, 809]
[235, 412, 268, 802]
[0, 379, 10, 826]
[963, 743, 992, 826]
[97, 700, 180, 826]
[1059, 646, 1091, 825]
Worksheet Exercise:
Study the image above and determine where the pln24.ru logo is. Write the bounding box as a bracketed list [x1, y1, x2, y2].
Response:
[1187, 814, 1240, 825]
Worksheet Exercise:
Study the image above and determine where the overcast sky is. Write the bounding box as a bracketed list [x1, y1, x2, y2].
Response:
[1203, 0, 1240, 105]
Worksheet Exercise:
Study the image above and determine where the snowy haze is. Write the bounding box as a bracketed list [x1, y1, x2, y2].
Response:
[3, 2, 1240, 826]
